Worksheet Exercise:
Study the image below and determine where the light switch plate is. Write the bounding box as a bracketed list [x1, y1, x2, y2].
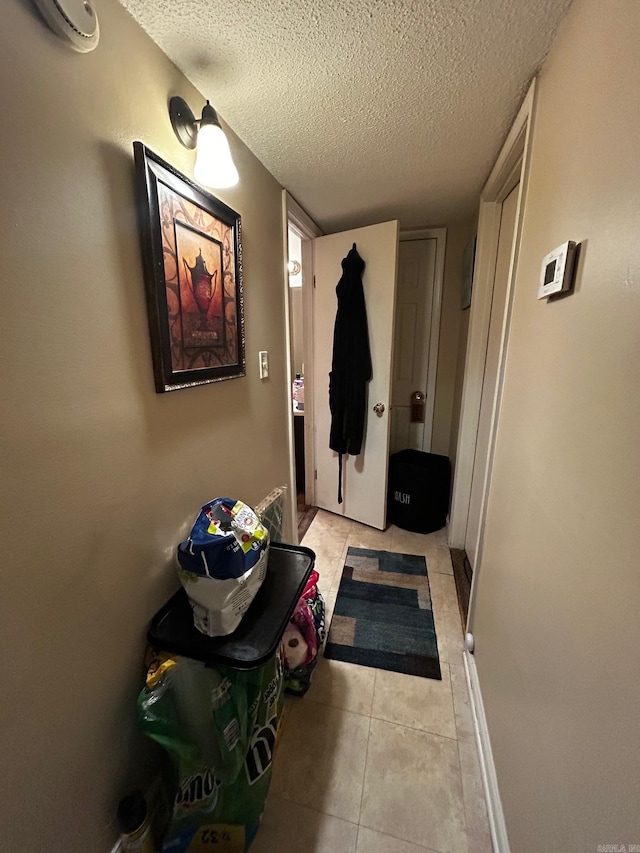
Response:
[258, 351, 269, 379]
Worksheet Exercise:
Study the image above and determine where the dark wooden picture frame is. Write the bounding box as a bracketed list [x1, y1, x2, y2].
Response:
[133, 142, 245, 392]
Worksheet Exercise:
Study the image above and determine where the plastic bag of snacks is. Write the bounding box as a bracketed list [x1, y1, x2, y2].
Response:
[282, 570, 326, 696]
[177, 498, 269, 637]
[138, 648, 284, 853]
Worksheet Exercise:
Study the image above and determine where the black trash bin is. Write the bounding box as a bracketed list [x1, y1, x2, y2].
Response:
[388, 449, 451, 534]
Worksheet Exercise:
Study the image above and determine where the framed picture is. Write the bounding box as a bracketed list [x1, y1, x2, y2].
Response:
[461, 236, 476, 310]
[133, 142, 245, 392]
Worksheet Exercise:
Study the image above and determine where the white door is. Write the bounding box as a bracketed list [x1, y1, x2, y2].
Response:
[465, 183, 519, 568]
[390, 238, 437, 453]
[312, 221, 399, 529]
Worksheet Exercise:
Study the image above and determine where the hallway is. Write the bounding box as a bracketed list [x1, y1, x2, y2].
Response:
[252, 511, 492, 853]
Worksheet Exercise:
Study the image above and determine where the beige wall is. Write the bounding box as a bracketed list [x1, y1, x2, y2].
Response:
[471, 0, 640, 849]
[431, 220, 475, 458]
[0, 2, 289, 850]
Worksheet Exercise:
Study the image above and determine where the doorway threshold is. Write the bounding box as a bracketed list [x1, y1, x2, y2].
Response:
[297, 504, 318, 540]
[450, 548, 472, 630]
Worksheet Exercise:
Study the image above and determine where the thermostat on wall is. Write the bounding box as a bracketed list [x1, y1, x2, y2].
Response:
[538, 241, 577, 299]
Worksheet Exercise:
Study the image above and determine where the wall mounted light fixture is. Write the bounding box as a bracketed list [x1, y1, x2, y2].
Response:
[169, 97, 239, 189]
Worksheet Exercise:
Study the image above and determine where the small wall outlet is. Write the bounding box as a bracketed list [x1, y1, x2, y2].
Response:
[259, 351, 269, 379]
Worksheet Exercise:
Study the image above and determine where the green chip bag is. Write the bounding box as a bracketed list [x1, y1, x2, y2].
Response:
[138, 649, 284, 852]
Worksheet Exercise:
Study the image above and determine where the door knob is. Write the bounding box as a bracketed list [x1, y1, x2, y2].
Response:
[373, 402, 385, 416]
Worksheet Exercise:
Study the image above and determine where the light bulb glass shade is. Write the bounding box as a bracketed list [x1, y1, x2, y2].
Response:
[193, 123, 239, 189]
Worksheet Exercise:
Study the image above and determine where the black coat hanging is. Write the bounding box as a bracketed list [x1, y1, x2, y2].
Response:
[329, 244, 372, 503]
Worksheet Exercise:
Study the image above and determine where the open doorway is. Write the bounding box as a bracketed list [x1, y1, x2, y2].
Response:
[283, 194, 449, 537]
[283, 192, 450, 535]
[283, 192, 322, 540]
[286, 223, 313, 534]
[449, 81, 536, 631]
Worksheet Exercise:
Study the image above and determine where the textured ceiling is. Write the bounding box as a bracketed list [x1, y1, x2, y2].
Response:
[120, 0, 572, 232]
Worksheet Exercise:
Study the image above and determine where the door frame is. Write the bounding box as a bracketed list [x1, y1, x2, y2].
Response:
[282, 191, 322, 541]
[398, 227, 447, 452]
[449, 81, 537, 626]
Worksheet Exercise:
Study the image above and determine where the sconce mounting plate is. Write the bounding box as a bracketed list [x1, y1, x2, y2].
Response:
[169, 97, 198, 150]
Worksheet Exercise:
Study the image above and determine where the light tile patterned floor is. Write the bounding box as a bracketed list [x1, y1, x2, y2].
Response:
[252, 511, 492, 853]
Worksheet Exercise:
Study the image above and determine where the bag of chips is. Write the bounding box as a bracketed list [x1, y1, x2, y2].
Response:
[177, 498, 269, 637]
[138, 649, 284, 852]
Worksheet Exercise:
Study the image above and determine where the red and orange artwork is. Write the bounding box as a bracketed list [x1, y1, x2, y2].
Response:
[176, 221, 224, 349]
[135, 143, 245, 392]
[157, 183, 237, 373]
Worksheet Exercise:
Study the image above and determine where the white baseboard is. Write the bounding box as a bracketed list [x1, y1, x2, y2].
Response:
[463, 650, 510, 853]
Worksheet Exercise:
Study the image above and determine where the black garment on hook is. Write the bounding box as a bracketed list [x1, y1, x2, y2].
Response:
[329, 243, 372, 503]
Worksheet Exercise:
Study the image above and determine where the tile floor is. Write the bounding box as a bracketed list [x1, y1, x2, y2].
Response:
[251, 511, 492, 853]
